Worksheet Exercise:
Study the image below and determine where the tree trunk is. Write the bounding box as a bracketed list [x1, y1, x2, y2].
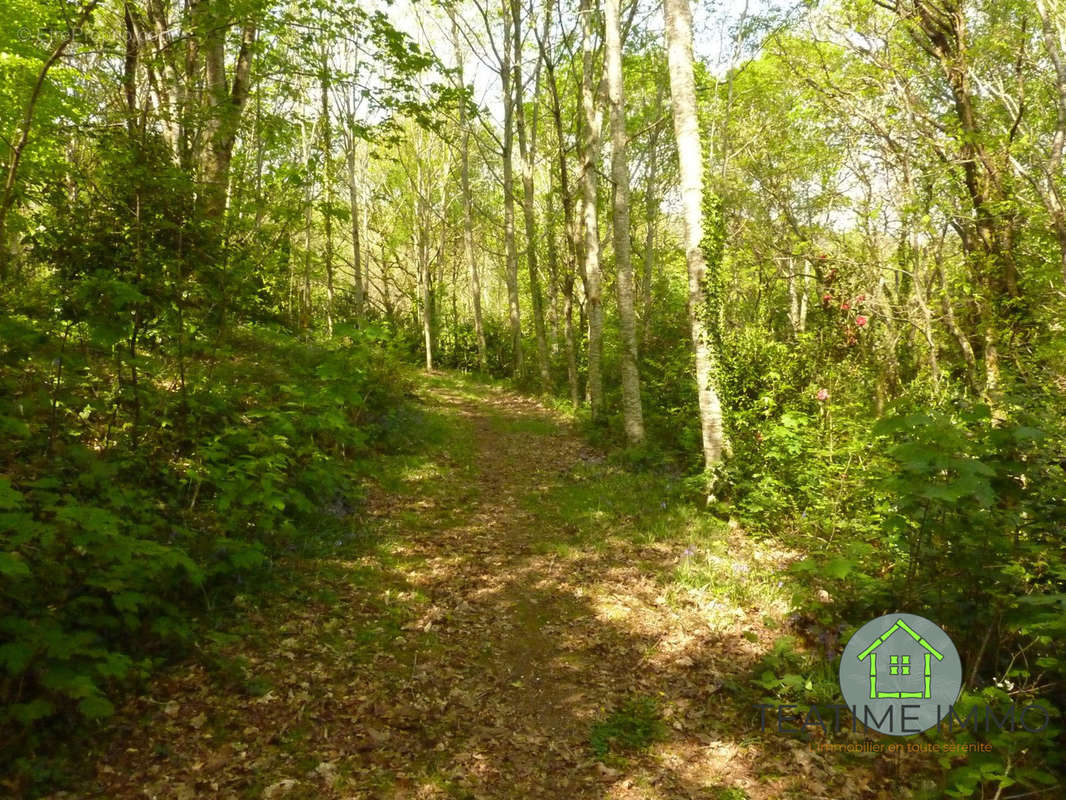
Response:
[453, 15, 487, 371]
[502, 2, 523, 377]
[542, 25, 581, 405]
[512, 0, 552, 390]
[904, 2, 1015, 396]
[605, 0, 644, 444]
[546, 206, 560, 357]
[663, 0, 728, 469]
[348, 146, 364, 320]
[414, 133, 433, 370]
[320, 54, 334, 338]
[1036, 0, 1066, 285]
[580, 0, 604, 419]
[301, 121, 314, 330]
[936, 263, 978, 390]
[786, 257, 809, 337]
[640, 82, 664, 344]
[562, 272, 580, 408]
[197, 2, 255, 227]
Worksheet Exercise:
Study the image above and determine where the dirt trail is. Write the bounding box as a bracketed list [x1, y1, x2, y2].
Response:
[75, 374, 866, 800]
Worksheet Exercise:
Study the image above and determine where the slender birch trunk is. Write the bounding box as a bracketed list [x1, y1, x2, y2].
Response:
[580, 0, 604, 418]
[413, 128, 433, 370]
[512, 0, 552, 389]
[348, 145, 364, 319]
[301, 120, 315, 330]
[320, 54, 334, 338]
[640, 82, 663, 345]
[502, 3, 523, 377]
[453, 15, 488, 371]
[542, 28, 582, 405]
[605, 0, 644, 444]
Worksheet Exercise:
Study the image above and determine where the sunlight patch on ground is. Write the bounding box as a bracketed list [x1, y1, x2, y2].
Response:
[78, 371, 907, 800]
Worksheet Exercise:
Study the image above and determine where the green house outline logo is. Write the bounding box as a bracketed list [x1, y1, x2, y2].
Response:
[839, 612, 963, 736]
[857, 618, 944, 700]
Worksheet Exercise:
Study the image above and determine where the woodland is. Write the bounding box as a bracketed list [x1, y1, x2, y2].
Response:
[2, 0, 1066, 796]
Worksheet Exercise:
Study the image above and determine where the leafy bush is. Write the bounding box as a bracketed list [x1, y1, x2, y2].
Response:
[0, 310, 407, 776]
[787, 403, 1066, 797]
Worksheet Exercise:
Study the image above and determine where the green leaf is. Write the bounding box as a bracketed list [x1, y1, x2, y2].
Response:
[0, 477, 24, 510]
[78, 694, 115, 719]
[0, 551, 30, 577]
[0, 641, 36, 674]
[824, 557, 854, 579]
[9, 699, 54, 725]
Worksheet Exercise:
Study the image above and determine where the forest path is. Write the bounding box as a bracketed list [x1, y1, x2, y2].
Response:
[82, 372, 877, 800]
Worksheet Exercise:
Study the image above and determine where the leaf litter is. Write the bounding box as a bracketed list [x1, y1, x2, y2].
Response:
[59, 374, 928, 800]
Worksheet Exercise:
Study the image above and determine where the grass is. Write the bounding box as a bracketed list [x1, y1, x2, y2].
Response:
[589, 695, 668, 760]
[517, 447, 794, 629]
[673, 534, 791, 613]
[712, 788, 751, 800]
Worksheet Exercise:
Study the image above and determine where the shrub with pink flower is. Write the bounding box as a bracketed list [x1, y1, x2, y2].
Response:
[855, 315, 868, 327]
[816, 388, 830, 402]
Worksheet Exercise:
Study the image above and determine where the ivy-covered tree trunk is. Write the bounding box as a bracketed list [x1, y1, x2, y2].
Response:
[663, 0, 728, 469]
[900, 0, 1018, 398]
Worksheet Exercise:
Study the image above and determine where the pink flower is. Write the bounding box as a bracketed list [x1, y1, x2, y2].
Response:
[816, 388, 830, 402]
[840, 302, 850, 311]
[822, 293, 832, 304]
[855, 315, 868, 327]
[856, 294, 866, 303]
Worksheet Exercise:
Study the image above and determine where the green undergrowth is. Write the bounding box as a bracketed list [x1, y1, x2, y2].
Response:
[519, 455, 791, 614]
[0, 315, 413, 789]
[589, 694, 667, 761]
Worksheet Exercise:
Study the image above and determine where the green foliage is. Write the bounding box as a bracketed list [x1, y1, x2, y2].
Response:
[751, 636, 838, 708]
[780, 401, 1066, 796]
[716, 326, 877, 545]
[0, 296, 407, 780]
[930, 690, 1062, 799]
[589, 695, 667, 759]
[634, 248, 706, 468]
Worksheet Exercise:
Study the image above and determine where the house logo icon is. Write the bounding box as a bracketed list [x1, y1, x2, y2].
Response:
[858, 618, 942, 700]
[839, 613, 962, 736]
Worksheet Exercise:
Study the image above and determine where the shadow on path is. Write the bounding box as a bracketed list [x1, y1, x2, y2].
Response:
[79, 373, 886, 800]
